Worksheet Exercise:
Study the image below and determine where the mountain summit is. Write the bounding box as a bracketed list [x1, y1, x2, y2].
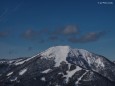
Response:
[0, 46, 115, 86]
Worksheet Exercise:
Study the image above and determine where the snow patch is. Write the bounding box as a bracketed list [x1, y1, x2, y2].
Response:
[58, 72, 62, 75]
[78, 49, 90, 58]
[8, 60, 15, 64]
[14, 54, 38, 65]
[15, 61, 25, 65]
[41, 69, 52, 73]
[95, 58, 105, 67]
[41, 77, 46, 81]
[19, 68, 27, 75]
[64, 66, 82, 83]
[10, 77, 17, 82]
[7, 72, 13, 76]
[75, 70, 89, 85]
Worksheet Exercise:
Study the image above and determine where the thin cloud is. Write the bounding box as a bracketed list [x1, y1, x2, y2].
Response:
[68, 31, 106, 43]
[53, 25, 79, 35]
[21, 29, 39, 40]
[63, 25, 79, 35]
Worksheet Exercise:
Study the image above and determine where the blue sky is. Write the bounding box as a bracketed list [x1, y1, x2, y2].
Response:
[0, 0, 115, 60]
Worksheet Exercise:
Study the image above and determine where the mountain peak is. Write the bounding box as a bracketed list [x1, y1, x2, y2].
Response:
[41, 46, 70, 67]
[40, 45, 104, 69]
[40, 45, 93, 67]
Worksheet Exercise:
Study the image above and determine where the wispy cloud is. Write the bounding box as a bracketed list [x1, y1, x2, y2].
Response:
[68, 31, 106, 43]
[21, 29, 39, 40]
[53, 25, 79, 35]
[63, 25, 79, 35]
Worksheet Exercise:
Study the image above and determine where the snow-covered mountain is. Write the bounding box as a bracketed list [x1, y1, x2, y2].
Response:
[0, 46, 115, 86]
